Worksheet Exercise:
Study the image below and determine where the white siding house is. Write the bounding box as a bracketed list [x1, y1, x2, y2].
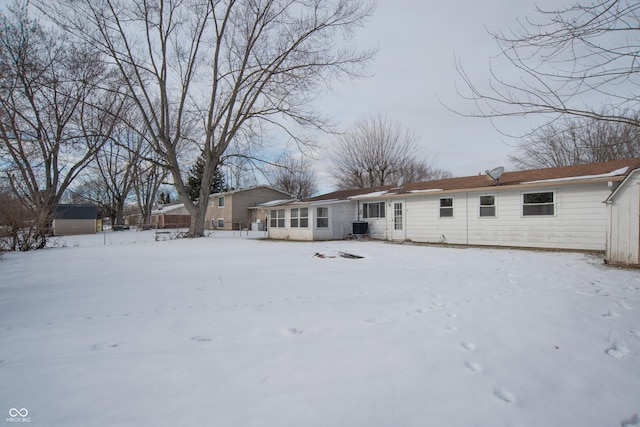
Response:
[265, 158, 640, 256]
[265, 200, 356, 241]
[356, 183, 612, 250]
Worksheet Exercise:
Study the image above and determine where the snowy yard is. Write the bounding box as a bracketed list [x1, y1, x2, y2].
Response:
[1, 230, 639, 427]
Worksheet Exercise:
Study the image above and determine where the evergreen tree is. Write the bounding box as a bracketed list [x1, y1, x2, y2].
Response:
[185, 154, 225, 201]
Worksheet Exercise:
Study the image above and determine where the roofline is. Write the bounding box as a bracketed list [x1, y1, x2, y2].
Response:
[254, 199, 352, 209]
[348, 176, 626, 200]
[605, 168, 640, 203]
[209, 185, 292, 198]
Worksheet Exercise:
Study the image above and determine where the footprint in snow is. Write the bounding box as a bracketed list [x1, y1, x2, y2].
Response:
[460, 341, 476, 351]
[364, 318, 389, 325]
[493, 387, 516, 403]
[407, 308, 428, 315]
[616, 300, 633, 310]
[446, 312, 458, 319]
[606, 342, 630, 359]
[88, 343, 119, 351]
[446, 325, 458, 332]
[288, 328, 304, 335]
[602, 310, 622, 319]
[629, 330, 640, 339]
[464, 361, 483, 373]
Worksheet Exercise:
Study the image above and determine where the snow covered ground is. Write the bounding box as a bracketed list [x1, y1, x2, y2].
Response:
[1, 230, 639, 427]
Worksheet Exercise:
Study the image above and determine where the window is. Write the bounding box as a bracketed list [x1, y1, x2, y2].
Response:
[217, 218, 224, 228]
[479, 195, 496, 217]
[291, 207, 309, 228]
[523, 192, 555, 216]
[218, 196, 225, 207]
[440, 198, 453, 217]
[363, 202, 385, 219]
[270, 209, 285, 228]
[316, 207, 329, 228]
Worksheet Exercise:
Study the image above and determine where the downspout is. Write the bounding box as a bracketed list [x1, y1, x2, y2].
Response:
[466, 192, 469, 245]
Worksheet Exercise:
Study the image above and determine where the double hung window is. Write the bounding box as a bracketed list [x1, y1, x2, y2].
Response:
[291, 208, 309, 228]
[363, 202, 385, 219]
[270, 209, 285, 227]
[523, 192, 555, 216]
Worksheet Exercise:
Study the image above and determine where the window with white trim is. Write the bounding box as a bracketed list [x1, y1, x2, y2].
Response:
[270, 209, 285, 227]
[291, 207, 309, 228]
[217, 218, 224, 228]
[523, 192, 555, 216]
[440, 197, 453, 217]
[479, 195, 496, 217]
[363, 202, 385, 219]
[316, 207, 329, 228]
[218, 196, 225, 207]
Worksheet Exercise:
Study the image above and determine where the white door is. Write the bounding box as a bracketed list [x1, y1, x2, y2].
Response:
[391, 200, 406, 241]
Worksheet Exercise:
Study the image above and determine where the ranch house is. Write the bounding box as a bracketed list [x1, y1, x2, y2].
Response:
[262, 158, 640, 266]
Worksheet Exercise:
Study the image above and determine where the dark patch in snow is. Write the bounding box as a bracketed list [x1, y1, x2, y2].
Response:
[339, 252, 364, 259]
[621, 414, 640, 427]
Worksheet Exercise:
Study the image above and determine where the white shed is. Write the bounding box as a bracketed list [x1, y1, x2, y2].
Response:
[605, 169, 640, 267]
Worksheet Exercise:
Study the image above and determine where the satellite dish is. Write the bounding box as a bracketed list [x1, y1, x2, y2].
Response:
[485, 166, 504, 184]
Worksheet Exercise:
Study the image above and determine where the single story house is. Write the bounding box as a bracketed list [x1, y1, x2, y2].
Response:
[52, 204, 98, 236]
[151, 203, 191, 229]
[151, 186, 291, 230]
[262, 158, 640, 266]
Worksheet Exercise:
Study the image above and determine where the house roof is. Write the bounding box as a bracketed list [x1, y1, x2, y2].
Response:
[308, 157, 640, 203]
[152, 203, 186, 215]
[209, 185, 292, 198]
[53, 204, 98, 220]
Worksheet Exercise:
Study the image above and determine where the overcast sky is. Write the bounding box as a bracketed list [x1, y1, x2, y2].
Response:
[313, 0, 564, 192]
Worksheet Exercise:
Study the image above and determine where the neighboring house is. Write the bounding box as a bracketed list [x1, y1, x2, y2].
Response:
[205, 186, 291, 230]
[151, 186, 291, 230]
[151, 204, 191, 229]
[52, 204, 98, 236]
[263, 158, 640, 265]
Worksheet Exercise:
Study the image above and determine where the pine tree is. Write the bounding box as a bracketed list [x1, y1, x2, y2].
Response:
[185, 154, 225, 201]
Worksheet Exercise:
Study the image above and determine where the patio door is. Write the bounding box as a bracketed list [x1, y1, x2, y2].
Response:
[392, 200, 406, 241]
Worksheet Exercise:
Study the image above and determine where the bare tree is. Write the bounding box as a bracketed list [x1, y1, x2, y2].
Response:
[329, 114, 449, 189]
[454, 0, 640, 130]
[132, 153, 169, 229]
[0, 2, 119, 247]
[37, 0, 376, 237]
[268, 154, 317, 199]
[510, 114, 640, 169]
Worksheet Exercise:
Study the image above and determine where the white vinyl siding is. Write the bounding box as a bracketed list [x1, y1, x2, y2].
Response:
[404, 183, 610, 250]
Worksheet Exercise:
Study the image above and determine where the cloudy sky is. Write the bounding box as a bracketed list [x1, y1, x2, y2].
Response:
[313, 0, 564, 191]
